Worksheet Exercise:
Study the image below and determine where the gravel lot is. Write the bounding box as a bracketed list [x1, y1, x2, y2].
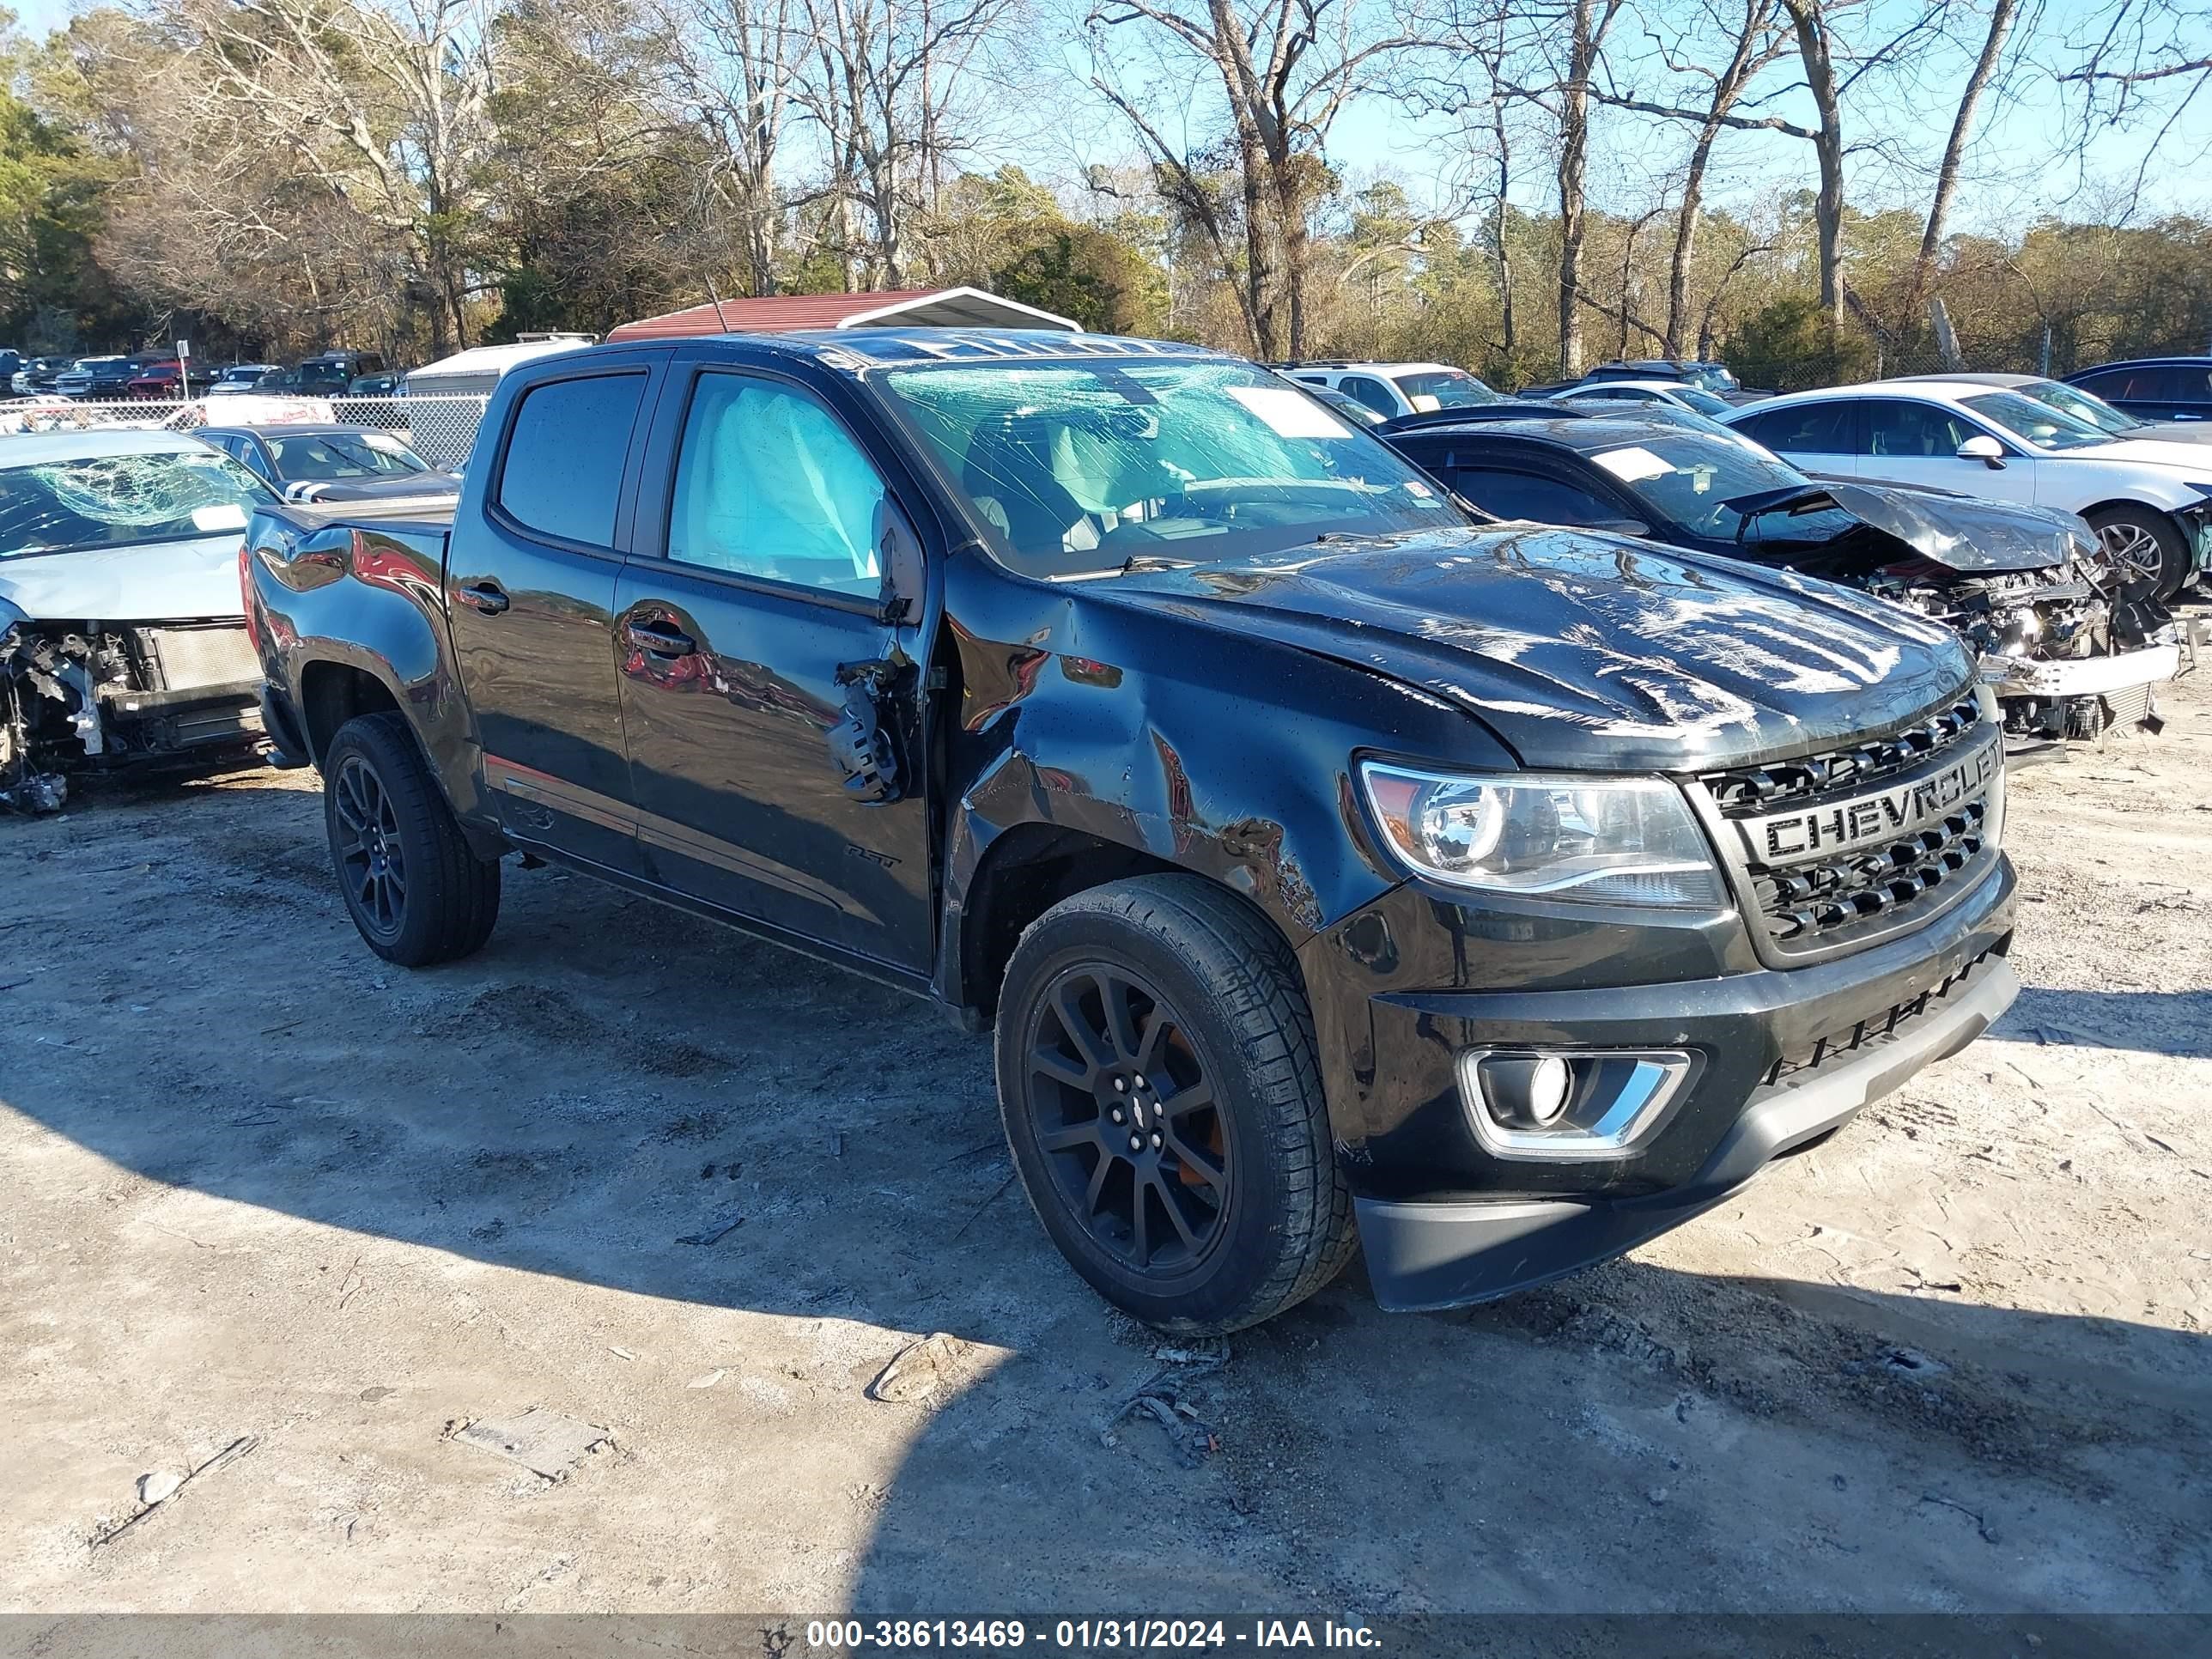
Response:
[3, 668, 2208, 1616]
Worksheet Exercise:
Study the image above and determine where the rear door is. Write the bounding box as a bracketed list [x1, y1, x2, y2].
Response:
[447, 352, 664, 876]
[613, 358, 940, 976]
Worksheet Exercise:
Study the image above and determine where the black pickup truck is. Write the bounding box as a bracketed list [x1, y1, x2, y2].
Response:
[241, 330, 2019, 1332]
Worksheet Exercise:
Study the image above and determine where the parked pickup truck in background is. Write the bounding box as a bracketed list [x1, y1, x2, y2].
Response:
[241, 329, 2020, 1332]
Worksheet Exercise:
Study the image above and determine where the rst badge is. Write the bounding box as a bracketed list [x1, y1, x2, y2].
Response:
[1736, 733, 2001, 863]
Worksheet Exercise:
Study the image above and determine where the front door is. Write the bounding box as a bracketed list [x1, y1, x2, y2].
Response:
[447, 361, 659, 875]
[614, 364, 937, 975]
[1855, 397, 2036, 504]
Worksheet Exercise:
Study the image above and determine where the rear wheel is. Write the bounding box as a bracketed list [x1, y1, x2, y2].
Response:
[2085, 505, 2189, 602]
[995, 875, 1355, 1333]
[324, 712, 500, 966]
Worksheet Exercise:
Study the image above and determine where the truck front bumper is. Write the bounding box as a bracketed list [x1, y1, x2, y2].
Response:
[1355, 954, 2014, 1310]
[1306, 853, 2016, 1311]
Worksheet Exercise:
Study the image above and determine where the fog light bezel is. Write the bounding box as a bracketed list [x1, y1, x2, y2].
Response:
[1462, 1048, 1698, 1162]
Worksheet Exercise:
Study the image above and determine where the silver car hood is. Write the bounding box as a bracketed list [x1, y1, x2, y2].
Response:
[0, 532, 246, 624]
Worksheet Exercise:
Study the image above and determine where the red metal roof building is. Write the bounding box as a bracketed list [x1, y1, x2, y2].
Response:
[605, 286, 1079, 342]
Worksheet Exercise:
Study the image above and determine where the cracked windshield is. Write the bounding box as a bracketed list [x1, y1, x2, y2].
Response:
[879, 359, 1466, 575]
[0, 448, 272, 560]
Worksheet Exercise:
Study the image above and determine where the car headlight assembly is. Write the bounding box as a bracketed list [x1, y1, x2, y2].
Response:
[1359, 763, 1726, 907]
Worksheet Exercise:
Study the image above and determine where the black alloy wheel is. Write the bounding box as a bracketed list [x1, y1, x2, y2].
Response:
[332, 751, 407, 944]
[321, 710, 501, 967]
[995, 875, 1356, 1333]
[1024, 963, 1231, 1274]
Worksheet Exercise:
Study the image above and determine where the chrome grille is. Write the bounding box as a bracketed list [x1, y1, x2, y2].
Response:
[143, 626, 258, 691]
[1700, 699, 2001, 952]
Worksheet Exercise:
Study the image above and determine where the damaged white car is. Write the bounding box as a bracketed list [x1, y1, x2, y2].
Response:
[0, 431, 274, 811]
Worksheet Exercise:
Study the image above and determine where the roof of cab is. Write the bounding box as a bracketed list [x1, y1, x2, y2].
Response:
[663, 327, 1231, 369]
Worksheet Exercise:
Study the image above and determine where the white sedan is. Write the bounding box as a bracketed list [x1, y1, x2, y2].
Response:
[1726, 379, 2212, 599]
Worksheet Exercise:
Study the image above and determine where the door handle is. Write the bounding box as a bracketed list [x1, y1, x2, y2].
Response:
[458, 580, 509, 616]
[625, 619, 697, 657]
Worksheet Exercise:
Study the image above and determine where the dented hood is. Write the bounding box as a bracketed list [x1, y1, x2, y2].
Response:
[1099, 525, 1973, 772]
[1750, 478, 2094, 571]
[0, 533, 246, 624]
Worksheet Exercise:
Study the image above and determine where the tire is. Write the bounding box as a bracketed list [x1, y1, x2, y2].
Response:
[994, 874, 1356, 1334]
[323, 711, 500, 967]
[2085, 505, 2190, 603]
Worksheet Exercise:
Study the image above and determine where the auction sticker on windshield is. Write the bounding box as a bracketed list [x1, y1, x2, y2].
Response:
[1593, 446, 1670, 483]
[1229, 386, 1353, 439]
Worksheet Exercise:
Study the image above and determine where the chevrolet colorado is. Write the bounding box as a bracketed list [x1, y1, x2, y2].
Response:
[240, 331, 2020, 1332]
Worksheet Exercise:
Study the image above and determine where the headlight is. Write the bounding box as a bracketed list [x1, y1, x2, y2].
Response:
[1358, 763, 1726, 907]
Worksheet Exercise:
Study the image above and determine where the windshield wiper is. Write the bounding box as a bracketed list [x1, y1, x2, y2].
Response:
[1118, 553, 1200, 574]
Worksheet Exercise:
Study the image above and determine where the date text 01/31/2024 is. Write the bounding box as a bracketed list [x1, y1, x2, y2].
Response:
[801, 1620, 1382, 1651]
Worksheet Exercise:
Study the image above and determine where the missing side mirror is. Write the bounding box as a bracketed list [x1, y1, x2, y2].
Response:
[872, 495, 925, 626]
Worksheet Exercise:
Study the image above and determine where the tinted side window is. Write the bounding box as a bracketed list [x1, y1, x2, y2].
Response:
[2135, 366, 2212, 403]
[497, 372, 647, 547]
[2072, 368, 2132, 399]
[1863, 398, 1975, 458]
[1448, 466, 1616, 526]
[667, 374, 886, 598]
[1736, 402, 1855, 454]
[1340, 375, 1399, 416]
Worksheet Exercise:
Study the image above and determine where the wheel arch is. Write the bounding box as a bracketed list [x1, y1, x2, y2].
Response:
[299, 659, 403, 764]
[951, 820, 1245, 1025]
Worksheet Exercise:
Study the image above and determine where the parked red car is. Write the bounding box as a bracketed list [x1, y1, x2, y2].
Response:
[125, 361, 213, 398]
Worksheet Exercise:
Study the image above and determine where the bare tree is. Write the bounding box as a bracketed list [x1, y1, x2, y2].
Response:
[1908, 0, 2026, 306]
[1553, 0, 1626, 374]
[1087, 0, 1413, 358]
[1607, 0, 1790, 355]
[1589, 0, 1942, 351]
[82, 0, 501, 354]
[2058, 0, 2211, 211]
[657, 0, 806, 295]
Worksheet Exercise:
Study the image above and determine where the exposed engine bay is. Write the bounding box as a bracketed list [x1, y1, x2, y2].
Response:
[1, 617, 264, 812]
[1865, 556, 2179, 739]
[1746, 480, 2183, 744]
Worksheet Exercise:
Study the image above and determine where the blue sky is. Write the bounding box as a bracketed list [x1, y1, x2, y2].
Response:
[12, 0, 2203, 231]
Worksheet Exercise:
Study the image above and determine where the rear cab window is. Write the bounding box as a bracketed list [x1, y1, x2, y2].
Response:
[495, 372, 649, 547]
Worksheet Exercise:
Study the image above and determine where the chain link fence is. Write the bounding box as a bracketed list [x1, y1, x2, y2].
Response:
[0, 392, 493, 471]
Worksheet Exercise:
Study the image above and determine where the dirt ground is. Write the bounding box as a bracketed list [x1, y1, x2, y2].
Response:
[2, 668, 2208, 1619]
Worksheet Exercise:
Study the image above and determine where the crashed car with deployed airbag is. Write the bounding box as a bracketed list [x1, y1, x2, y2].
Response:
[0, 429, 275, 811]
[240, 330, 2017, 1333]
[1381, 410, 2179, 743]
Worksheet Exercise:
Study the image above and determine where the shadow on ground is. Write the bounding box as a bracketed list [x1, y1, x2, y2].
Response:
[3, 776, 2208, 1614]
[1996, 985, 2212, 1060]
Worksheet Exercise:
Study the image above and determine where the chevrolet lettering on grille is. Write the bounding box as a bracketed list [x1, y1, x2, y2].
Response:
[1733, 733, 2001, 863]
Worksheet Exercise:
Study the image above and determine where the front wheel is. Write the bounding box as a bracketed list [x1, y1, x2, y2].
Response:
[2085, 505, 2190, 603]
[995, 875, 1356, 1333]
[324, 711, 501, 966]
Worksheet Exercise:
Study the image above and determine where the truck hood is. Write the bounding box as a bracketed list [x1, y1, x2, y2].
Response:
[0, 533, 246, 623]
[1100, 525, 1973, 772]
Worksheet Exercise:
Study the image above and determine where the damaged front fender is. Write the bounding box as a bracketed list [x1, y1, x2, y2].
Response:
[933, 571, 1509, 1025]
